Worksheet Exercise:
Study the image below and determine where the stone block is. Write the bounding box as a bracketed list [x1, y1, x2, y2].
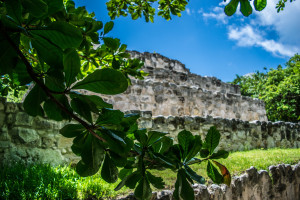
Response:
[12, 127, 40, 144]
[15, 112, 33, 126]
[5, 102, 18, 113]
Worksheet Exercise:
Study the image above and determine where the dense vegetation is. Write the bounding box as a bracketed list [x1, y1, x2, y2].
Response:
[232, 54, 300, 122]
[1, 148, 299, 199]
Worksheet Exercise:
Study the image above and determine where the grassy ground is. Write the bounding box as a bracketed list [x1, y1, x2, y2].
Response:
[1, 148, 299, 199]
[151, 148, 300, 189]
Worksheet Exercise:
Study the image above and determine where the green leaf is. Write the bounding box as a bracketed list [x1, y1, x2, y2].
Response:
[31, 34, 63, 69]
[146, 171, 165, 189]
[254, 0, 267, 11]
[98, 129, 128, 156]
[110, 151, 128, 167]
[13, 60, 31, 85]
[151, 136, 173, 153]
[22, 0, 48, 18]
[30, 21, 82, 50]
[45, 69, 65, 92]
[104, 21, 114, 34]
[43, 99, 65, 121]
[134, 177, 152, 200]
[178, 130, 194, 159]
[185, 135, 202, 162]
[72, 68, 128, 95]
[5, 0, 22, 24]
[71, 97, 93, 123]
[147, 131, 167, 146]
[43, 0, 64, 15]
[184, 164, 205, 184]
[200, 149, 210, 158]
[84, 95, 113, 109]
[210, 150, 229, 159]
[224, 0, 239, 16]
[23, 84, 47, 117]
[173, 169, 194, 200]
[76, 135, 105, 177]
[103, 37, 119, 51]
[240, 0, 253, 17]
[63, 48, 81, 87]
[207, 160, 223, 184]
[60, 124, 85, 138]
[134, 129, 148, 146]
[204, 126, 221, 155]
[115, 171, 140, 191]
[101, 153, 119, 183]
[97, 108, 124, 125]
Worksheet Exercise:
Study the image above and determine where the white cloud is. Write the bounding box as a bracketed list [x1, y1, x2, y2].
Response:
[186, 8, 191, 15]
[228, 25, 298, 57]
[202, 0, 300, 57]
[202, 7, 228, 24]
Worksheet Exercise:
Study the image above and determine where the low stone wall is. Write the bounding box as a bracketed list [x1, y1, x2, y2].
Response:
[119, 163, 300, 200]
[0, 98, 299, 165]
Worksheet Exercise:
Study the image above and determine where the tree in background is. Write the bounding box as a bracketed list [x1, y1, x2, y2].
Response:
[232, 54, 300, 122]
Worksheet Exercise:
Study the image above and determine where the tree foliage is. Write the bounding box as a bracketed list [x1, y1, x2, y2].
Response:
[0, 0, 233, 199]
[232, 54, 300, 122]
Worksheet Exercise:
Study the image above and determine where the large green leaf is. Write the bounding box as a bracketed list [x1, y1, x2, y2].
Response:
[115, 171, 140, 191]
[76, 135, 105, 177]
[185, 135, 202, 162]
[44, 0, 63, 15]
[101, 153, 119, 183]
[134, 129, 148, 146]
[13, 60, 31, 85]
[23, 84, 47, 117]
[30, 21, 82, 50]
[147, 131, 167, 147]
[60, 124, 85, 138]
[103, 37, 120, 51]
[210, 150, 229, 159]
[151, 136, 173, 154]
[184, 164, 205, 184]
[178, 130, 194, 159]
[71, 97, 93, 123]
[254, 0, 267, 11]
[224, 0, 239, 16]
[98, 129, 128, 156]
[5, 0, 22, 24]
[63, 48, 80, 87]
[45, 69, 65, 92]
[213, 160, 232, 186]
[207, 161, 223, 184]
[146, 171, 165, 189]
[104, 21, 114, 34]
[240, 0, 253, 17]
[173, 169, 194, 200]
[31, 34, 63, 69]
[0, 32, 19, 74]
[204, 126, 221, 154]
[134, 177, 152, 200]
[22, 0, 48, 18]
[72, 68, 128, 95]
[97, 108, 124, 125]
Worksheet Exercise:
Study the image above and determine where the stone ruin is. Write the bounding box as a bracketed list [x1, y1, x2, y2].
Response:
[97, 51, 267, 121]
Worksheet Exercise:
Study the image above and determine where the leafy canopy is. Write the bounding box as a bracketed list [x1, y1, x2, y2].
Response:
[232, 54, 300, 122]
[0, 0, 233, 199]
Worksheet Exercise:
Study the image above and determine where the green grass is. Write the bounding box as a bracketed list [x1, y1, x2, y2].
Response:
[0, 164, 127, 200]
[151, 148, 300, 189]
[1, 148, 299, 199]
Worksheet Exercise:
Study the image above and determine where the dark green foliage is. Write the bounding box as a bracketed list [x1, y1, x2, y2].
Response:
[0, 1, 234, 199]
[232, 54, 300, 122]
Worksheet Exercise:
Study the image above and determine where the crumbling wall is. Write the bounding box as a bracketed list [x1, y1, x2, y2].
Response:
[98, 51, 267, 121]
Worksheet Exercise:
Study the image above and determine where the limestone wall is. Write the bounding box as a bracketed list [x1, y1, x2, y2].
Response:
[0, 99, 299, 165]
[98, 51, 267, 121]
[119, 163, 300, 200]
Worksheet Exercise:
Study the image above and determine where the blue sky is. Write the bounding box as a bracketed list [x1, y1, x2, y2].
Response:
[74, 0, 300, 82]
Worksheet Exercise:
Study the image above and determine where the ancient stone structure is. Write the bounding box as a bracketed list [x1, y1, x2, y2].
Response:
[0, 99, 299, 165]
[98, 51, 267, 121]
[119, 163, 300, 200]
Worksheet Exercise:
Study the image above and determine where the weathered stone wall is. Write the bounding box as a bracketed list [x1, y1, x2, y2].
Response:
[119, 163, 300, 200]
[0, 99, 299, 165]
[98, 51, 267, 121]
